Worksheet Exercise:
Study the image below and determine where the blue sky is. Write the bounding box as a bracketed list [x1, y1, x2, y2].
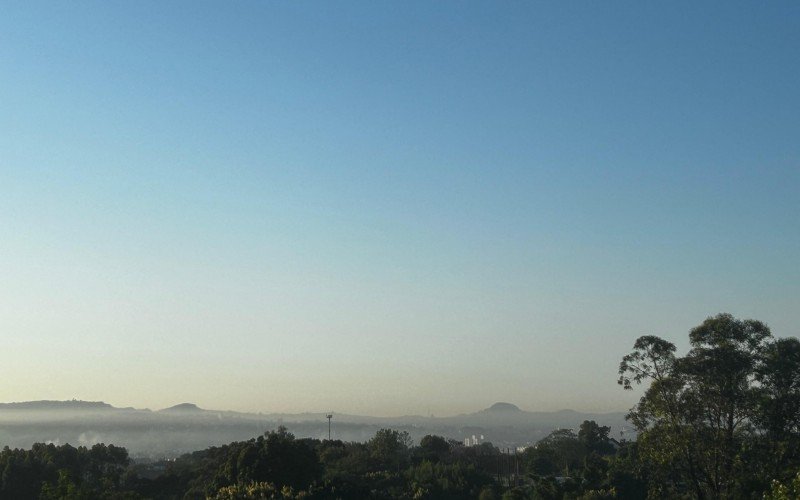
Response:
[1, 2, 798, 415]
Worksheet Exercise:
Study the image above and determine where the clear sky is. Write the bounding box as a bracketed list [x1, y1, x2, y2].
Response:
[1, 2, 798, 416]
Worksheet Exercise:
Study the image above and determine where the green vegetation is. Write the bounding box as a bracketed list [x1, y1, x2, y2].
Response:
[618, 313, 800, 498]
[1, 314, 797, 499]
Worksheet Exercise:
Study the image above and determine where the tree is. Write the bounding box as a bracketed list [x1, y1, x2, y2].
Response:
[417, 435, 451, 463]
[756, 337, 800, 440]
[525, 429, 584, 477]
[249, 427, 322, 490]
[680, 314, 770, 497]
[581, 452, 608, 490]
[618, 313, 800, 499]
[604, 441, 648, 500]
[369, 429, 412, 472]
[750, 337, 800, 491]
[578, 421, 614, 456]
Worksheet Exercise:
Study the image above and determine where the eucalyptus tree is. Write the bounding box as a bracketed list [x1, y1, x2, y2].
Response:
[619, 313, 800, 499]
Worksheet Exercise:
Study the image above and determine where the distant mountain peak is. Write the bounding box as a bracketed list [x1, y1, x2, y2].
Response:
[487, 402, 521, 412]
[162, 403, 203, 412]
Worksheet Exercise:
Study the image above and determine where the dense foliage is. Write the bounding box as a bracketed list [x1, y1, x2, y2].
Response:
[618, 313, 800, 499]
[1, 314, 797, 499]
[0, 442, 130, 499]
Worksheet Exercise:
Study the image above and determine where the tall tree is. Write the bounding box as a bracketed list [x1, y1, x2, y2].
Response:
[578, 420, 614, 456]
[618, 313, 790, 499]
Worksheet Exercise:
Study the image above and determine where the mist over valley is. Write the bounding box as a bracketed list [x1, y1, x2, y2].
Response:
[0, 400, 628, 459]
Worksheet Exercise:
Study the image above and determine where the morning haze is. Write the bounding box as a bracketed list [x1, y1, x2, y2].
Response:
[1, 2, 798, 422]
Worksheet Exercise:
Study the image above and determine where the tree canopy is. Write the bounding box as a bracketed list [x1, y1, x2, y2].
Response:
[618, 313, 800, 499]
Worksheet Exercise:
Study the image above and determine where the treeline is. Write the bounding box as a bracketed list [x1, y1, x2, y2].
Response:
[1, 313, 798, 499]
[0, 424, 640, 499]
[2, 420, 795, 499]
[0, 442, 130, 498]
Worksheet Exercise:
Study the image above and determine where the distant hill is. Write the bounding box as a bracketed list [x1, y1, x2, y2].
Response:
[160, 403, 204, 413]
[0, 400, 113, 410]
[0, 400, 632, 458]
[486, 402, 521, 412]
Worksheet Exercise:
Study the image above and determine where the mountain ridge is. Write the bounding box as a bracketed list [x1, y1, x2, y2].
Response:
[0, 400, 114, 410]
[0, 399, 625, 420]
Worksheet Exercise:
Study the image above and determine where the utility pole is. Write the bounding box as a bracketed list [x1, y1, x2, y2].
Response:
[326, 413, 333, 440]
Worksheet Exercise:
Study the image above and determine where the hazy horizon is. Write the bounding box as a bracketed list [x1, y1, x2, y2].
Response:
[0, 398, 631, 418]
[2, 2, 798, 418]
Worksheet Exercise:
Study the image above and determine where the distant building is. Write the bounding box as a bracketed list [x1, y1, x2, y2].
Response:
[463, 434, 486, 447]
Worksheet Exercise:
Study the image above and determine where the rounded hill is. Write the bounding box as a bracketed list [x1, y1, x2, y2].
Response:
[161, 403, 203, 412]
[487, 402, 521, 412]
